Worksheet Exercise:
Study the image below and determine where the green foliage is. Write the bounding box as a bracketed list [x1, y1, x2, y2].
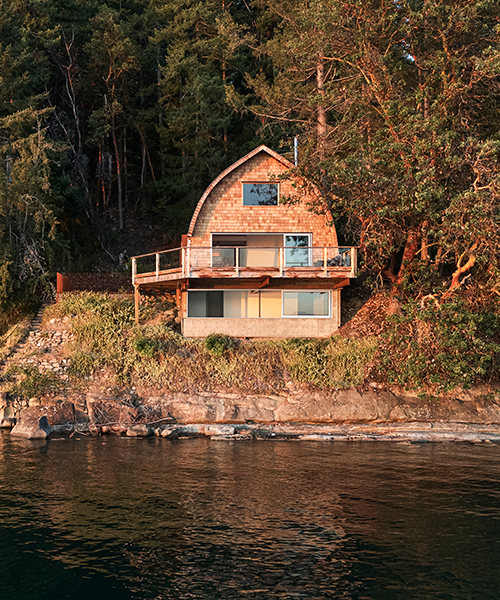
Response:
[0, 106, 68, 308]
[204, 333, 235, 357]
[67, 351, 102, 377]
[133, 336, 162, 358]
[281, 336, 378, 388]
[378, 300, 500, 391]
[3, 365, 58, 399]
[247, 0, 500, 304]
[51, 293, 378, 393]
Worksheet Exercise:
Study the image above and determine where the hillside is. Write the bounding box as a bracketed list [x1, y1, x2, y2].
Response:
[0, 293, 499, 441]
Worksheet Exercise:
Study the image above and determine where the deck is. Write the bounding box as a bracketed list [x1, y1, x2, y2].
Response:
[132, 246, 357, 288]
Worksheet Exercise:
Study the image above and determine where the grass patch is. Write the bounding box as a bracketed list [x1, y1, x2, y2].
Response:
[48, 292, 378, 392]
[281, 336, 378, 388]
[0, 317, 32, 362]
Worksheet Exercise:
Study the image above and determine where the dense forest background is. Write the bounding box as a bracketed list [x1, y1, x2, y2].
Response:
[1, 0, 500, 343]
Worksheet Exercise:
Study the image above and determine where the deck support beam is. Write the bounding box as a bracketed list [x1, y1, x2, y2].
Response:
[134, 284, 140, 324]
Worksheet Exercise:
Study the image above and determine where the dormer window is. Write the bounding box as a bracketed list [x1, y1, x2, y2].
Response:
[242, 183, 278, 206]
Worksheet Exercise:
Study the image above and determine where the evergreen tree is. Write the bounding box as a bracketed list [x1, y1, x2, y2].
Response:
[151, 0, 271, 235]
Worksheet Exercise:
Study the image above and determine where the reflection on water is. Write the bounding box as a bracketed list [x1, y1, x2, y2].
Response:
[1, 432, 500, 599]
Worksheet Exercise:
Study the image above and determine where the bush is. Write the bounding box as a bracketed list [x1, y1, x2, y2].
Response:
[204, 333, 235, 357]
[3, 365, 58, 399]
[377, 299, 500, 391]
[281, 336, 377, 388]
[68, 351, 102, 377]
[134, 336, 163, 358]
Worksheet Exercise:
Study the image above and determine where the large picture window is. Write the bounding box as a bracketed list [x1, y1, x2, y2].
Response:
[188, 290, 330, 318]
[242, 183, 278, 206]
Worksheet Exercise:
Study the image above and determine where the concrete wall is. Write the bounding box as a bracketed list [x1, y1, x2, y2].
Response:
[190, 151, 337, 248]
[182, 317, 340, 339]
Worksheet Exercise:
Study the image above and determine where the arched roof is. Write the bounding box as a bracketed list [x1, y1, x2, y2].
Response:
[187, 145, 294, 239]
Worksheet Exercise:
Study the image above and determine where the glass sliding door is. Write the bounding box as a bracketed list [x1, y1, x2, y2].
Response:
[189, 290, 331, 318]
[285, 235, 310, 267]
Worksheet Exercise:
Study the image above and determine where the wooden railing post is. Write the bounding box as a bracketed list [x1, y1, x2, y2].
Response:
[351, 247, 357, 277]
[235, 246, 239, 277]
[279, 247, 284, 276]
[156, 253, 160, 281]
[323, 247, 328, 277]
[132, 257, 137, 285]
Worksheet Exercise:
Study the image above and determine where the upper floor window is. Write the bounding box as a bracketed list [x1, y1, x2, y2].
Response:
[242, 183, 278, 206]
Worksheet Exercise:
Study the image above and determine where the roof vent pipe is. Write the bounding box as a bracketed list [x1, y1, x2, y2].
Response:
[294, 136, 298, 166]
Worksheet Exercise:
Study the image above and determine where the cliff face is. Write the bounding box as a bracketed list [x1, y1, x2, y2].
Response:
[1, 308, 500, 440]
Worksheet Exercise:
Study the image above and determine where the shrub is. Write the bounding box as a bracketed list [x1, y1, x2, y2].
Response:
[3, 365, 58, 399]
[134, 336, 163, 358]
[377, 299, 500, 391]
[68, 351, 102, 377]
[204, 333, 235, 357]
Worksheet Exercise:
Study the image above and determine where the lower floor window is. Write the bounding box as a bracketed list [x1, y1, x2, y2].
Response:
[188, 290, 330, 318]
[282, 291, 329, 317]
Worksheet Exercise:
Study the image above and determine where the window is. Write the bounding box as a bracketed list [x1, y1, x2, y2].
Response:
[188, 291, 223, 317]
[188, 290, 330, 318]
[188, 290, 281, 318]
[282, 292, 330, 317]
[285, 235, 311, 267]
[243, 183, 278, 206]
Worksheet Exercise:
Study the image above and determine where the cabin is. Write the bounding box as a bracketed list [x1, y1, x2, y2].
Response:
[132, 145, 357, 338]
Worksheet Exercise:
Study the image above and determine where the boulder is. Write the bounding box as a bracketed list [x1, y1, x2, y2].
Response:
[11, 407, 51, 439]
[0, 405, 15, 423]
[87, 398, 140, 426]
[126, 424, 153, 437]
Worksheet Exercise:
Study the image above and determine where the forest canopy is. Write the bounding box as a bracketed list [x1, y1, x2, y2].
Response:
[0, 0, 499, 324]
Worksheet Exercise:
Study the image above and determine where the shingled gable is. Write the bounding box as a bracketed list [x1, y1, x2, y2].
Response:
[187, 145, 293, 238]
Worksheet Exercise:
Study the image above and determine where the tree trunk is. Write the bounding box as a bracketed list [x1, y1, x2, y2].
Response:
[385, 227, 422, 314]
[316, 52, 327, 155]
[123, 127, 128, 210]
[112, 118, 124, 231]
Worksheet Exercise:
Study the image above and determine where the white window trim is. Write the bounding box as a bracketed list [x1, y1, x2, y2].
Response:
[284, 234, 312, 267]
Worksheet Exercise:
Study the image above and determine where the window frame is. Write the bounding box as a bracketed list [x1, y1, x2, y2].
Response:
[242, 182, 279, 206]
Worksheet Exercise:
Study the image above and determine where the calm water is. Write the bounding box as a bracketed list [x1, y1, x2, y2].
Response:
[1, 432, 500, 599]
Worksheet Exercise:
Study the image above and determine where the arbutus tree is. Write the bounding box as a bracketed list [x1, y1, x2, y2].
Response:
[245, 0, 500, 312]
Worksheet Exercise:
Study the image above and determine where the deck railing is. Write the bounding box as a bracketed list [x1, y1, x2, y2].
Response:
[132, 246, 357, 284]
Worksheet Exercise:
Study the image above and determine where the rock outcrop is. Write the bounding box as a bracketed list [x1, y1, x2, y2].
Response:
[11, 408, 51, 439]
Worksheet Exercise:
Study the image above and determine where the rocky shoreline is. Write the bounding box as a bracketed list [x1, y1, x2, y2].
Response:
[2, 307, 500, 442]
[3, 386, 500, 443]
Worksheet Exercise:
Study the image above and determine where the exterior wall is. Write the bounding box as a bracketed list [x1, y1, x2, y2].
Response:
[190, 151, 337, 247]
[180, 147, 344, 338]
[182, 317, 339, 339]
